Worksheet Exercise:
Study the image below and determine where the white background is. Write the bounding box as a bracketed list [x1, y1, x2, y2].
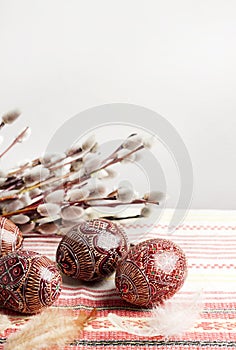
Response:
[0, 0, 235, 209]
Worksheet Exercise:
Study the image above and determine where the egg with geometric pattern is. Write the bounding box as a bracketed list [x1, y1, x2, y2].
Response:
[56, 218, 129, 282]
[0, 250, 62, 314]
[115, 238, 187, 307]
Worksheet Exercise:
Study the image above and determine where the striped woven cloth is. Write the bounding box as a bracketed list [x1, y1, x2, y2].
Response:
[1, 210, 236, 349]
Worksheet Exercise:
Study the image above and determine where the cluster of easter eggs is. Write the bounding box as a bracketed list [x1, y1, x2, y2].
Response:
[56, 218, 187, 307]
[1, 215, 188, 313]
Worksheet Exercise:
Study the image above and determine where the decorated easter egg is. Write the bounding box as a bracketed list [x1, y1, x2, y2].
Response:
[0, 216, 23, 257]
[56, 218, 129, 281]
[115, 238, 187, 307]
[0, 250, 62, 314]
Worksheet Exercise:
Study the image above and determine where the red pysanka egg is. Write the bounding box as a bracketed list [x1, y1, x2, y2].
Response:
[115, 238, 187, 307]
[56, 219, 129, 281]
[0, 250, 62, 314]
[0, 216, 23, 257]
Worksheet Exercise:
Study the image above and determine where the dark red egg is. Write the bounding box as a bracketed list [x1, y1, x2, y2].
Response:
[56, 219, 129, 281]
[0, 250, 62, 314]
[0, 216, 23, 257]
[115, 238, 187, 307]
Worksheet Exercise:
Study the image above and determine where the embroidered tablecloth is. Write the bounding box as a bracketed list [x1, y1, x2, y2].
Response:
[1, 210, 236, 349]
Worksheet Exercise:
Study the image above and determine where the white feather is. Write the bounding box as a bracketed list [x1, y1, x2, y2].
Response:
[108, 292, 203, 337]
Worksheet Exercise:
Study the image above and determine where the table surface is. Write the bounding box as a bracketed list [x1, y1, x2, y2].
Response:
[1, 210, 236, 349]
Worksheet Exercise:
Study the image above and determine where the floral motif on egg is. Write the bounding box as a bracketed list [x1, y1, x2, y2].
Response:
[115, 238, 187, 307]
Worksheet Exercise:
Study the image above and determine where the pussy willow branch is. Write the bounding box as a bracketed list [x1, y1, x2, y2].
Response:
[1, 144, 147, 218]
[64, 144, 144, 191]
[8, 158, 40, 176]
[2, 195, 158, 218]
[7, 141, 89, 177]
[0, 127, 160, 235]
[0, 126, 30, 159]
